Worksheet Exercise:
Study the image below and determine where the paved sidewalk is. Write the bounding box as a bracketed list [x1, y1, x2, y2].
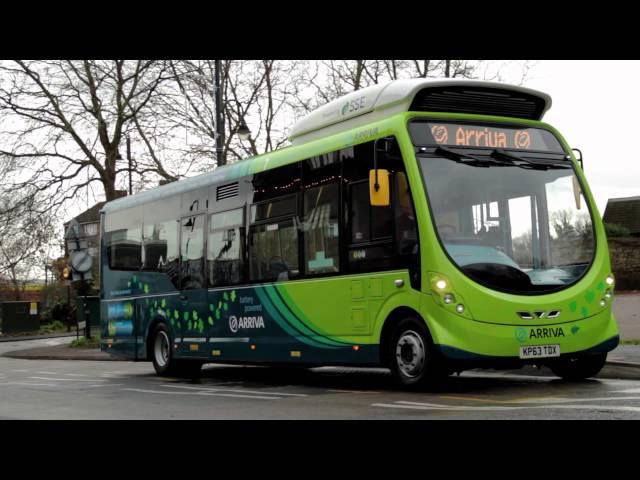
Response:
[0, 332, 77, 343]
[605, 345, 640, 366]
[3, 343, 116, 361]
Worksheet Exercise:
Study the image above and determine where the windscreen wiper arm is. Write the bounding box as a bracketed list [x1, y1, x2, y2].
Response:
[491, 149, 571, 170]
[435, 146, 494, 167]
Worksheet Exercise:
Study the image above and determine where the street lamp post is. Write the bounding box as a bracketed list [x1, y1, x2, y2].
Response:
[214, 60, 225, 166]
[127, 135, 132, 196]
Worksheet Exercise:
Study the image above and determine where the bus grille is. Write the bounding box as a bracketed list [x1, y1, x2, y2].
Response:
[216, 182, 239, 201]
[409, 86, 546, 120]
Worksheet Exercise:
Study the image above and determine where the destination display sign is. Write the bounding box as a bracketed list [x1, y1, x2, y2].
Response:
[409, 121, 565, 153]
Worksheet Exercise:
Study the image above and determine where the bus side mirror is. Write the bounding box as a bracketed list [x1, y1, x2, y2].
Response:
[369, 169, 390, 206]
[572, 148, 583, 170]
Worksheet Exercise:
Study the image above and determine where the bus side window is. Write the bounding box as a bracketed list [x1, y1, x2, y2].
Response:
[104, 206, 142, 271]
[180, 214, 205, 290]
[249, 163, 302, 283]
[208, 208, 244, 287]
[395, 171, 418, 258]
[343, 140, 394, 273]
[143, 198, 180, 289]
[249, 195, 299, 282]
[302, 153, 341, 276]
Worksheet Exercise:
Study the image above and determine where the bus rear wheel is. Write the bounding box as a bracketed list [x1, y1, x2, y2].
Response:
[548, 353, 607, 380]
[151, 323, 202, 378]
[389, 317, 446, 388]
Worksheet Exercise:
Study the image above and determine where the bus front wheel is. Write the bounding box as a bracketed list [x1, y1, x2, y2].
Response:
[389, 317, 446, 388]
[151, 323, 202, 378]
[548, 353, 607, 380]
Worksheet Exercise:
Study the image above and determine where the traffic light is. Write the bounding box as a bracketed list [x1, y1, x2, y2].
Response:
[62, 266, 70, 280]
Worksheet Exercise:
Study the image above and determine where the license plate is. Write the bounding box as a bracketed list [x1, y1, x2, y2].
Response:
[519, 344, 560, 359]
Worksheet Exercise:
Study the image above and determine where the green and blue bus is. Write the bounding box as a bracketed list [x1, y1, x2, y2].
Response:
[100, 79, 619, 387]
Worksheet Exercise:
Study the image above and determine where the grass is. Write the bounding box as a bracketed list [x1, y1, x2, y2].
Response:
[621, 339, 640, 346]
[39, 320, 67, 335]
[69, 336, 101, 349]
[70, 328, 101, 349]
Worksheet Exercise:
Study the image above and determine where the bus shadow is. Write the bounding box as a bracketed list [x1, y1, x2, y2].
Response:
[185, 364, 605, 394]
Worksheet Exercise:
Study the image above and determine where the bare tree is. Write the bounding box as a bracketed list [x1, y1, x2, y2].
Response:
[154, 60, 311, 166]
[0, 60, 177, 213]
[0, 190, 55, 300]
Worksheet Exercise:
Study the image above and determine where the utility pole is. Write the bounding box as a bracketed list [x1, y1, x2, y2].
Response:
[214, 60, 225, 167]
[127, 136, 132, 196]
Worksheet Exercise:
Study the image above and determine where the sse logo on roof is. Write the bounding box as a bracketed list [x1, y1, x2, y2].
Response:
[341, 96, 366, 116]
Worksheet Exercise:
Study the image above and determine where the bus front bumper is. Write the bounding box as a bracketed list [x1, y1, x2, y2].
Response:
[426, 304, 620, 368]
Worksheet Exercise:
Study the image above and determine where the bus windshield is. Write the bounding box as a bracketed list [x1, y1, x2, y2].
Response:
[419, 153, 595, 294]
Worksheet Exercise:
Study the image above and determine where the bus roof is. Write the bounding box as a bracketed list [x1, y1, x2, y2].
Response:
[288, 78, 552, 146]
[102, 78, 552, 215]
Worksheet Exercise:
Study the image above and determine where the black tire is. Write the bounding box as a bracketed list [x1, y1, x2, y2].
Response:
[388, 317, 447, 389]
[150, 323, 202, 378]
[548, 353, 607, 380]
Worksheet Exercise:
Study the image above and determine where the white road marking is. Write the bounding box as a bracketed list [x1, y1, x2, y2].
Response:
[328, 389, 381, 394]
[162, 384, 308, 397]
[373, 402, 640, 413]
[122, 388, 281, 400]
[35, 371, 57, 375]
[612, 388, 640, 393]
[87, 384, 123, 388]
[437, 396, 640, 405]
[64, 373, 88, 377]
[29, 376, 106, 382]
[0, 382, 59, 387]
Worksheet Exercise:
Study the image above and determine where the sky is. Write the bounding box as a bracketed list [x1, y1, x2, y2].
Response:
[520, 60, 640, 215]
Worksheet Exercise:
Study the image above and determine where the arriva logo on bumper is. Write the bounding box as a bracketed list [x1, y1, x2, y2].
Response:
[229, 315, 265, 333]
[515, 327, 565, 343]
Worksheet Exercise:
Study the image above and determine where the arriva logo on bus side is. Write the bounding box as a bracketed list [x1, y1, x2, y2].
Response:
[229, 315, 266, 333]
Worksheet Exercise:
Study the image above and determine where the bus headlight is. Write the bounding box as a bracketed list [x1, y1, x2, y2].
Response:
[605, 275, 615, 286]
[605, 289, 613, 299]
[444, 294, 455, 304]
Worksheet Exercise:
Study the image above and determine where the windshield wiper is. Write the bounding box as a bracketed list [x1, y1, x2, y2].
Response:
[434, 146, 572, 171]
[491, 149, 571, 170]
[435, 146, 498, 168]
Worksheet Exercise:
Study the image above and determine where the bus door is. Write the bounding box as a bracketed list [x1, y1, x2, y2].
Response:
[179, 213, 208, 351]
